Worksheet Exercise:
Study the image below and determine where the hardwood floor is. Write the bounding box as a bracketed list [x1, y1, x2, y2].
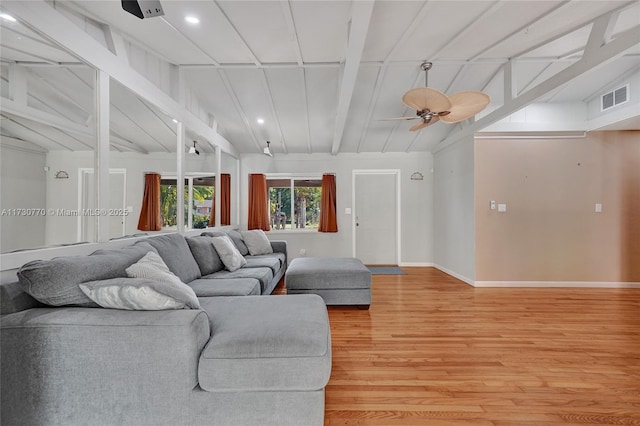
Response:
[286, 267, 640, 425]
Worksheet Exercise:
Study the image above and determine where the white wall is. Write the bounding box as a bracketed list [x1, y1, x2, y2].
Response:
[0, 142, 47, 252]
[239, 152, 433, 265]
[433, 136, 475, 283]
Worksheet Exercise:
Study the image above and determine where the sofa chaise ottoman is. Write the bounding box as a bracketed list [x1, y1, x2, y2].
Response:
[1, 231, 332, 426]
[285, 257, 372, 309]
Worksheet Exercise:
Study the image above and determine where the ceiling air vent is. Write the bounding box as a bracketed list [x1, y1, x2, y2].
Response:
[601, 85, 629, 111]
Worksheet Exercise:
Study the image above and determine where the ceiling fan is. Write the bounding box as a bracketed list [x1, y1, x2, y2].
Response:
[382, 61, 490, 131]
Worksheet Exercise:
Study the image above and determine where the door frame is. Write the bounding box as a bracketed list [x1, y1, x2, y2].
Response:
[352, 169, 401, 264]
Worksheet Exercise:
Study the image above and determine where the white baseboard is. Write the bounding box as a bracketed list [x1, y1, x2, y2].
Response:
[432, 264, 475, 286]
[474, 281, 640, 288]
[398, 262, 434, 267]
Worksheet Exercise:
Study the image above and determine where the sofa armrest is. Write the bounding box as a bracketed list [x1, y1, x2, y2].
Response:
[1, 307, 210, 424]
[270, 240, 287, 257]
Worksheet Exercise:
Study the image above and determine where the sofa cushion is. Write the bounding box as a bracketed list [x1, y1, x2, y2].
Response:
[202, 230, 249, 256]
[211, 236, 247, 272]
[80, 277, 200, 310]
[209, 267, 273, 294]
[244, 255, 282, 274]
[17, 242, 157, 307]
[187, 278, 261, 297]
[198, 294, 331, 392]
[240, 230, 273, 256]
[186, 236, 224, 276]
[139, 234, 201, 283]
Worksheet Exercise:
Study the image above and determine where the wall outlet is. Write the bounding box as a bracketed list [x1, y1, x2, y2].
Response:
[595, 203, 602, 213]
[490, 200, 496, 210]
[299, 249, 306, 257]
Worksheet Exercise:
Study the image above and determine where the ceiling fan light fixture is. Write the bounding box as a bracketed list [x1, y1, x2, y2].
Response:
[379, 61, 491, 131]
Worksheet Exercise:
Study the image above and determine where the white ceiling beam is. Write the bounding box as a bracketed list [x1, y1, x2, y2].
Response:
[330, 0, 375, 155]
[3, 0, 238, 157]
[0, 134, 49, 153]
[280, 0, 303, 66]
[1, 96, 91, 135]
[434, 20, 640, 153]
[503, 59, 517, 103]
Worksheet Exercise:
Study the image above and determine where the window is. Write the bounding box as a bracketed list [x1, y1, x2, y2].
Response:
[266, 177, 322, 230]
[160, 175, 215, 229]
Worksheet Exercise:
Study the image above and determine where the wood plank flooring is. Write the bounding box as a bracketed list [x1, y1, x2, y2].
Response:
[283, 267, 640, 425]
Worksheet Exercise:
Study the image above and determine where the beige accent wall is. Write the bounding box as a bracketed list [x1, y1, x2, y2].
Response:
[475, 131, 640, 282]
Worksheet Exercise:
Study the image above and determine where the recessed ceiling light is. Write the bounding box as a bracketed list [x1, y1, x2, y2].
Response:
[0, 13, 17, 22]
[185, 16, 199, 24]
[257, 118, 265, 125]
[172, 119, 178, 123]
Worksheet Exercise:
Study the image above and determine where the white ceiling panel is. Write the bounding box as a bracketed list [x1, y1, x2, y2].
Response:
[291, 1, 351, 63]
[361, 1, 425, 62]
[264, 68, 309, 153]
[215, 1, 296, 64]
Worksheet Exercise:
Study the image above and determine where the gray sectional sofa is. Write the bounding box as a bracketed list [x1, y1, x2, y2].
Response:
[0, 230, 332, 426]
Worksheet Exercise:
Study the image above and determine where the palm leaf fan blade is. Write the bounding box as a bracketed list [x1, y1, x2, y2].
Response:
[439, 91, 490, 123]
[402, 87, 452, 112]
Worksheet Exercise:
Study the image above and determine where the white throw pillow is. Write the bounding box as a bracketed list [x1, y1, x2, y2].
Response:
[79, 277, 200, 310]
[79, 251, 201, 310]
[211, 235, 247, 272]
[240, 230, 273, 256]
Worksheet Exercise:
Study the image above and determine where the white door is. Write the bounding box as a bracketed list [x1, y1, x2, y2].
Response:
[354, 172, 398, 265]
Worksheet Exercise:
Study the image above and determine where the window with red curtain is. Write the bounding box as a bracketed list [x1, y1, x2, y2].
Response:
[248, 174, 270, 231]
[137, 173, 162, 231]
[318, 174, 338, 232]
[208, 173, 231, 227]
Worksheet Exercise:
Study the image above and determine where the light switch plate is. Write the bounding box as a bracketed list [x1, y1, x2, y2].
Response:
[498, 203, 507, 212]
[595, 203, 602, 213]
[345, 208, 352, 215]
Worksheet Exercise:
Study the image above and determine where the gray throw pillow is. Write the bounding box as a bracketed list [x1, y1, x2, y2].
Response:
[240, 230, 273, 256]
[202, 230, 249, 256]
[79, 277, 200, 310]
[211, 235, 247, 272]
[225, 230, 250, 256]
[17, 242, 157, 307]
[138, 234, 201, 283]
[186, 236, 224, 276]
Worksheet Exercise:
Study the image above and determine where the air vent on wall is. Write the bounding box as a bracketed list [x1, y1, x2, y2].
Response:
[601, 85, 629, 111]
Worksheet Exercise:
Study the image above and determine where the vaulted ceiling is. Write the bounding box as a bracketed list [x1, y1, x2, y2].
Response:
[1, 0, 639, 156]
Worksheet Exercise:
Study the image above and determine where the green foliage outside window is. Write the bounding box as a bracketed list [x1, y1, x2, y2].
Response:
[160, 178, 214, 228]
